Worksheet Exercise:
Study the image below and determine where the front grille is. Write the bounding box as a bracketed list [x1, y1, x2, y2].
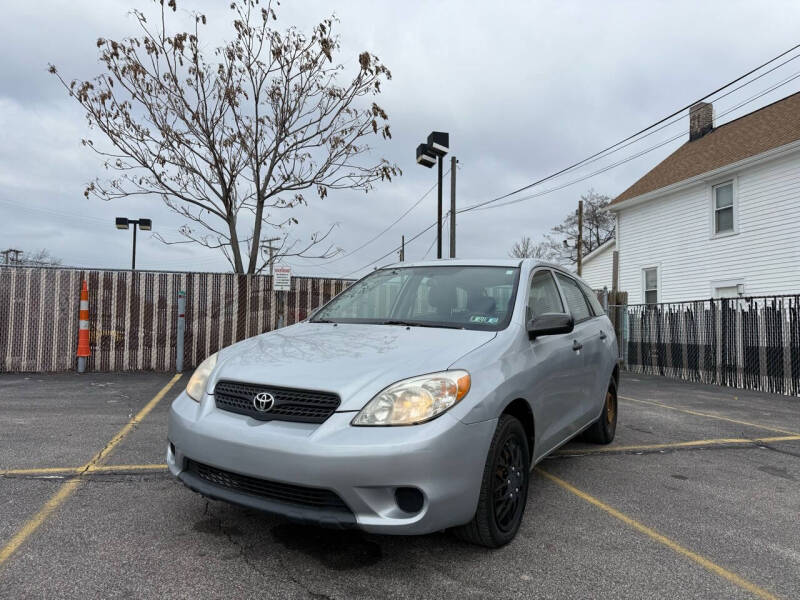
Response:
[214, 380, 340, 424]
[185, 460, 350, 511]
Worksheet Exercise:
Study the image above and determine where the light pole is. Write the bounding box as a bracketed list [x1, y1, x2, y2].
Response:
[115, 217, 152, 270]
[416, 131, 449, 259]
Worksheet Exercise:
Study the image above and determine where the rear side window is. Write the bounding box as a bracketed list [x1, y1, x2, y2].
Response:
[555, 273, 591, 322]
[528, 270, 564, 318]
[578, 279, 605, 315]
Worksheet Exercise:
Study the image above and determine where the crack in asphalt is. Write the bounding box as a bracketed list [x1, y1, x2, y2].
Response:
[202, 504, 338, 600]
[549, 438, 800, 459]
[757, 442, 800, 460]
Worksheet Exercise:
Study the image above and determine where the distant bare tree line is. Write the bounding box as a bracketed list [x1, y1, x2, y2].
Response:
[509, 189, 615, 265]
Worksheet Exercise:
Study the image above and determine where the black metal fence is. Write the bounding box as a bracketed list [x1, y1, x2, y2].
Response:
[622, 295, 800, 396]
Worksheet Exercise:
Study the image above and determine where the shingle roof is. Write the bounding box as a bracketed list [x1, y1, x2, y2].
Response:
[611, 92, 800, 205]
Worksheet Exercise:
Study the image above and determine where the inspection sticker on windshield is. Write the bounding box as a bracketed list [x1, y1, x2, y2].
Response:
[470, 316, 499, 324]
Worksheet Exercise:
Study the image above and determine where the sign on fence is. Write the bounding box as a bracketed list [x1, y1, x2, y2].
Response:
[273, 265, 291, 291]
[0, 266, 351, 373]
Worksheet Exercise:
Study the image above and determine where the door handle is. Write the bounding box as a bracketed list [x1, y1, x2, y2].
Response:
[599, 330, 607, 340]
[572, 340, 583, 351]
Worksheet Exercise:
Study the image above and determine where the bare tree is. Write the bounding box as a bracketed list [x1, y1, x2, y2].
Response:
[50, 0, 399, 274]
[551, 189, 615, 265]
[15, 248, 63, 267]
[508, 235, 560, 261]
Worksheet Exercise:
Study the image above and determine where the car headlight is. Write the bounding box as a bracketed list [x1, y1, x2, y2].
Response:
[186, 353, 218, 402]
[352, 370, 471, 426]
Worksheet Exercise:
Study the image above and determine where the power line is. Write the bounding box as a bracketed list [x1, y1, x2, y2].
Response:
[299, 169, 449, 268]
[341, 56, 800, 278]
[462, 68, 800, 213]
[342, 220, 439, 277]
[457, 42, 800, 214]
[423, 213, 449, 259]
[0, 197, 110, 225]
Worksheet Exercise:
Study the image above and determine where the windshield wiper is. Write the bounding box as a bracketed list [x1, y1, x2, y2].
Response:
[380, 320, 464, 329]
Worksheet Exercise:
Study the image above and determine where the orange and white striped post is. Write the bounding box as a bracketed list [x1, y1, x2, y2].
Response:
[77, 280, 90, 373]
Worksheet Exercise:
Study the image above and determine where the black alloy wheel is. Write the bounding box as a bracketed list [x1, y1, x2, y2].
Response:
[453, 415, 530, 548]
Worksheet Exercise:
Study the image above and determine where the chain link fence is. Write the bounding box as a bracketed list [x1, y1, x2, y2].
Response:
[0, 266, 351, 373]
[620, 295, 800, 396]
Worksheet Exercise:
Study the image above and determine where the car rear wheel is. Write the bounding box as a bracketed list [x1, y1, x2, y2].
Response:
[583, 379, 617, 444]
[452, 415, 530, 548]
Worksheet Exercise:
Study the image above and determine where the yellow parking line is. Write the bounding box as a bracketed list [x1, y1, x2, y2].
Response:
[84, 463, 167, 473]
[0, 464, 169, 477]
[0, 374, 181, 568]
[536, 468, 780, 600]
[0, 466, 80, 476]
[555, 435, 800, 456]
[619, 395, 800, 436]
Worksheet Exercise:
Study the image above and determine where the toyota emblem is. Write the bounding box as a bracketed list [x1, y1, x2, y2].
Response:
[253, 392, 275, 412]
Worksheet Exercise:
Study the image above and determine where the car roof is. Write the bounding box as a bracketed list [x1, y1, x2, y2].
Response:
[381, 258, 522, 269]
[379, 258, 570, 272]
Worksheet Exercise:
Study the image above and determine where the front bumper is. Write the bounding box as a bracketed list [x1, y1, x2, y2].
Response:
[167, 390, 497, 535]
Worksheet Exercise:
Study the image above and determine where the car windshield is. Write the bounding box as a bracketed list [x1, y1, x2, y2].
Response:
[311, 265, 520, 330]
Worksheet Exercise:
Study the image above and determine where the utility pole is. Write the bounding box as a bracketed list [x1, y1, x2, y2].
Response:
[263, 237, 280, 278]
[577, 199, 584, 276]
[450, 156, 457, 258]
[437, 155, 443, 259]
[400, 235, 405, 262]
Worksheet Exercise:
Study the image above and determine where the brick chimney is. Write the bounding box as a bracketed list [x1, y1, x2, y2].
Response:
[689, 102, 714, 141]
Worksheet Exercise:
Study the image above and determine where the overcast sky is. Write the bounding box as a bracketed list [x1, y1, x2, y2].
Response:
[2, 0, 800, 278]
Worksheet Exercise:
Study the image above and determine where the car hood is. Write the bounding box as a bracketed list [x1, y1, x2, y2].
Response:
[209, 322, 496, 411]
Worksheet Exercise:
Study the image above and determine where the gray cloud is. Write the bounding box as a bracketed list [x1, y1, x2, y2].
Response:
[2, 0, 800, 278]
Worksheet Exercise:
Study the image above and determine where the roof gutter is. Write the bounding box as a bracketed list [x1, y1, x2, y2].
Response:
[608, 138, 800, 212]
[581, 239, 615, 263]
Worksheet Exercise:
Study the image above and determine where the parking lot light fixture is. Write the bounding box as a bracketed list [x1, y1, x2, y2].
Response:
[416, 143, 436, 167]
[427, 131, 449, 156]
[115, 217, 152, 270]
[416, 131, 450, 258]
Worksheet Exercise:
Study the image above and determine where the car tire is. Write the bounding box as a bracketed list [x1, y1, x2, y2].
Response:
[452, 415, 530, 548]
[583, 379, 617, 445]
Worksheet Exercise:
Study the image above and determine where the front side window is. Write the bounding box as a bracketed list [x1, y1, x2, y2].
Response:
[554, 273, 592, 322]
[527, 270, 564, 319]
[312, 265, 520, 331]
[643, 267, 658, 304]
[714, 181, 734, 234]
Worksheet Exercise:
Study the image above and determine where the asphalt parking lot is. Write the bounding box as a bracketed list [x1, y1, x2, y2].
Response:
[1, 372, 799, 599]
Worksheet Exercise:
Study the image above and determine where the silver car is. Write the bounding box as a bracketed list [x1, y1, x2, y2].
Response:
[168, 259, 618, 547]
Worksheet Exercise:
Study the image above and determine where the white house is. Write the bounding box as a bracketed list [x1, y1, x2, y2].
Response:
[580, 239, 615, 290]
[606, 92, 800, 304]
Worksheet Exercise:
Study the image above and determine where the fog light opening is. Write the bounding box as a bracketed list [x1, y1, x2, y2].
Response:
[395, 487, 424, 514]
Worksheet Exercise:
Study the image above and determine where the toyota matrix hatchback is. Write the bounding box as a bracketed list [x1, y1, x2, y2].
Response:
[168, 259, 619, 547]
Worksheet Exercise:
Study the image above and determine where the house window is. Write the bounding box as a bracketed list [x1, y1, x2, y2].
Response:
[643, 268, 658, 304]
[713, 181, 735, 234]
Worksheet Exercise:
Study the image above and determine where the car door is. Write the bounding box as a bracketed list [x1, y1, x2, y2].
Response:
[575, 278, 614, 418]
[525, 269, 586, 455]
[553, 272, 596, 434]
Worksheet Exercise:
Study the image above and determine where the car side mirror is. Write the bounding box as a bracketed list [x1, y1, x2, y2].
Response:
[527, 313, 574, 340]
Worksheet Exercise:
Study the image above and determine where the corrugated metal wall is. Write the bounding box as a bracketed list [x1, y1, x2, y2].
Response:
[0, 267, 351, 373]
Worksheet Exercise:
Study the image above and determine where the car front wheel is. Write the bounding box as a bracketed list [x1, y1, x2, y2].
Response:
[453, 414, 530, 548]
